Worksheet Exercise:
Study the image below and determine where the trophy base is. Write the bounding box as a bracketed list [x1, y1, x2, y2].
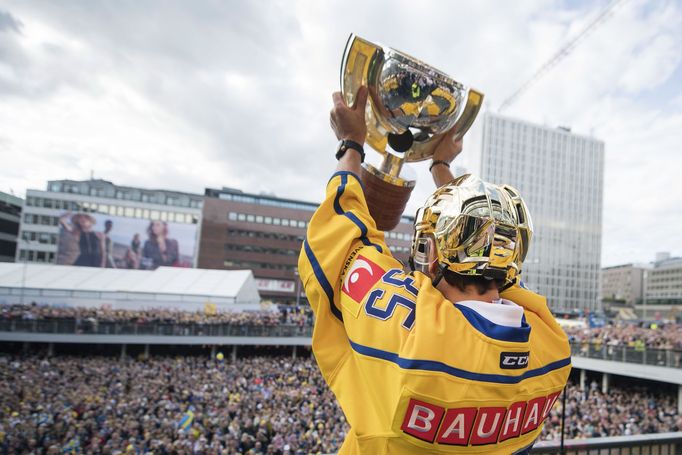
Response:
[361, 163, 415, 232]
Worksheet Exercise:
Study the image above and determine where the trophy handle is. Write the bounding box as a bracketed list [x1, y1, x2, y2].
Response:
[450, 88, 484, 140]
[340, 34, 390, 155]
[340, 34, 380, 106]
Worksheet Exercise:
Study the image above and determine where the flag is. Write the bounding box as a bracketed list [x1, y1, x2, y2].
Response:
[204, 303, 216, 315]
[177, 410, 194, 432]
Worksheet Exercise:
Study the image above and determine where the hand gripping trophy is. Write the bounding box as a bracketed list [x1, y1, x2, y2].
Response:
[340, 34, 484, 231]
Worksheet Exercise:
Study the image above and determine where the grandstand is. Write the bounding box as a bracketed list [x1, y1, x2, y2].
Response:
[2, 266, 682, 453]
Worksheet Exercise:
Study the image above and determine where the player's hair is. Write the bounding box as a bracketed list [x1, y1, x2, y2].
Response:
[442, 269, 503, 295]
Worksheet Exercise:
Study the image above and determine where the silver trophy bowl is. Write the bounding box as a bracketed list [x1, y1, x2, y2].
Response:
[340, 34, 484, 231]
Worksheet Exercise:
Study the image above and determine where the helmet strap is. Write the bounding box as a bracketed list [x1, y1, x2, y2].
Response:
[431, 264, 448, 287]
[499, 277, 517, 292]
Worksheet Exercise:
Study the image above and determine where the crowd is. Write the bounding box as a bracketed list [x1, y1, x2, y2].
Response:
[1, 354, 680, 454]
[563, 323, 682, 351]
[541, 381, 682, 441]
[0, 303, 313, 329]
[0, 355, 346, 454]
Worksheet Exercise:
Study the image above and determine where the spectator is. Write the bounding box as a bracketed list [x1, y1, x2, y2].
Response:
[0, 356, 347, 454]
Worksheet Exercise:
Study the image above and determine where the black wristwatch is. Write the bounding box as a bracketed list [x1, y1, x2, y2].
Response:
[335, 139, 365, 162]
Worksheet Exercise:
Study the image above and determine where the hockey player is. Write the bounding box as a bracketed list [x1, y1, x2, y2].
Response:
[298, 86, 571, 454]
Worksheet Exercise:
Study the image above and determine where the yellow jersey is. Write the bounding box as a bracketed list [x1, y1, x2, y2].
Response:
[298, 172, 571, 454]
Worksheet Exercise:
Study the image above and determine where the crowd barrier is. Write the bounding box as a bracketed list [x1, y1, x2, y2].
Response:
[1, 318, 681, 371]
[0, 318, 313, 337]
[531, 431, 682, 454]
[570, 341, 682, 369]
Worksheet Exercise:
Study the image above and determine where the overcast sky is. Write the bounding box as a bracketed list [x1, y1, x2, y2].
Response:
[1, 0, 681, 267]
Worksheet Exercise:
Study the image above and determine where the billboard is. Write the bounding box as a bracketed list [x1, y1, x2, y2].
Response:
[56, 212, 197, 269]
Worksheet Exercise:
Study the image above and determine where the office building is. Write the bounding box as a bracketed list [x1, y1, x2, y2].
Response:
[17, 179, 203, 267]
[601, 264, 647, 307]
[0, 192, 22, 262]
[644, 255, 682, 312]
[199, 187, 414, 302]
[480, 113, 604, 311]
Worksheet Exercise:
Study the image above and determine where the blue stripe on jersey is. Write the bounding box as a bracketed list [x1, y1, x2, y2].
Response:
[331, 173, 383, 253]
[302, 239, 343, 322]
[348, 340, 571, 384]
[454, 303, 531, 343]
[328, 170, 366, 192]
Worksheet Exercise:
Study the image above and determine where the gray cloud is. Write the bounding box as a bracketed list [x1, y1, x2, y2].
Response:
[0, 9, 21, 32]
[0, 0, 681, 266]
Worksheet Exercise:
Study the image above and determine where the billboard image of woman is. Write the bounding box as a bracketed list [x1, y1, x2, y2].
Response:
[141, 220, 181, 269]
[56, 212, 196, 270]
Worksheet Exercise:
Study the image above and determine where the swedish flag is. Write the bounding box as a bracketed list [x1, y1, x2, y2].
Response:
[177, 410, 194, 431]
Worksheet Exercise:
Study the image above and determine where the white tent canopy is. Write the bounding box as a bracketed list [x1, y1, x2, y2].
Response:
[0, 263, 262, 311]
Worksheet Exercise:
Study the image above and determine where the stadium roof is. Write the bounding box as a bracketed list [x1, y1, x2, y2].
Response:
[0, 263, 261, 308]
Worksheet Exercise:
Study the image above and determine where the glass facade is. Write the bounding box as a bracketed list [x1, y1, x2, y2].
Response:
[480, 113, 604, 311]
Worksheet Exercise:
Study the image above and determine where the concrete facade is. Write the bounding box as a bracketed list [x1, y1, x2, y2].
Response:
[602, 263, 646, 307]
[0, 192, 22, 263]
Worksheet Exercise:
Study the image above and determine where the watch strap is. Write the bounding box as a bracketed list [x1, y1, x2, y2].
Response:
[336, 140, 365, 162]
[429, 160, 451, 172]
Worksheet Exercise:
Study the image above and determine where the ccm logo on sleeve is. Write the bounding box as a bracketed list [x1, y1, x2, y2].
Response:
[400, 391, 561, 446]
[500, 352, 530, 369]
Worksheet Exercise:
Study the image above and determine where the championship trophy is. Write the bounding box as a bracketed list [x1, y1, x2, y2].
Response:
[340, 34, 484, 231]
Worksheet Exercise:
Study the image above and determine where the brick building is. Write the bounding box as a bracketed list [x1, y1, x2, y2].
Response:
[198, 187, 414, 302]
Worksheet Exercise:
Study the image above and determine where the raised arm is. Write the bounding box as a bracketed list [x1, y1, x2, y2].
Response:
[331, 87, 367, 176]
[429, 128, 463, 187]
[298, 86, 393, 379]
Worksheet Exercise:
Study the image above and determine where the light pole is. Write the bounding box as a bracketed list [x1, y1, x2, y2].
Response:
[294, 267, 301, 308]
[20, 255, 27, 306]
[642, 270, 648, 321]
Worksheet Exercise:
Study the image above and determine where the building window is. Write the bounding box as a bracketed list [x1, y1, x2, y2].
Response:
[228, 212, 237, 221]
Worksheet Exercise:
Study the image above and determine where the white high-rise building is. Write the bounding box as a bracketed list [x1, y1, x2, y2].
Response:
[480, 113, 604, 311]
